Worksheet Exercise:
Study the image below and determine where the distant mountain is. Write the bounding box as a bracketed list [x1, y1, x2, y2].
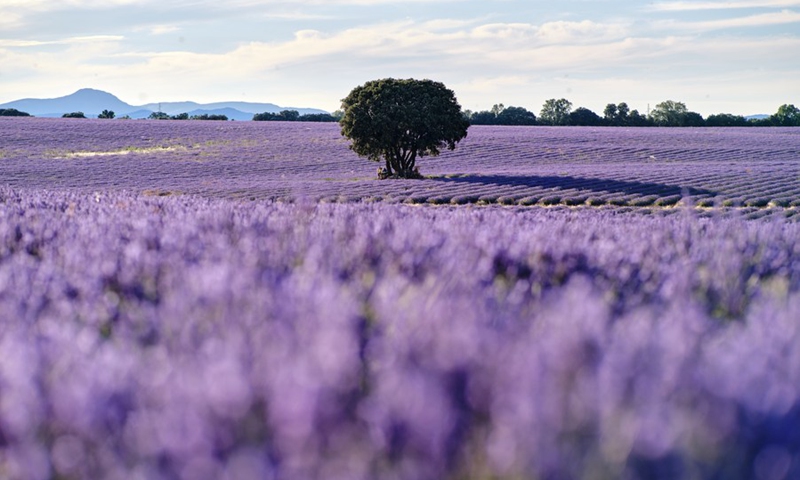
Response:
[745, 114, 769, 120]
[0, 88, 329, 119]
[0, 88, 135, 118]
[139, 100, 290, 116]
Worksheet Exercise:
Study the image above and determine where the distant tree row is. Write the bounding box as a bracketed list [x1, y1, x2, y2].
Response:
[5, 101, 798, 127]
[252, 110, 338, 122]
[464, 104, 537, 126]
[465, 100, 800, 127]
[52, 110, 229, 120]
[148, 112, 229, 121]
[0, 108, 31, 117]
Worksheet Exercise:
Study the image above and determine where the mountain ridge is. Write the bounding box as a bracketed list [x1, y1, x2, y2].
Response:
[0, 88, 329, 120]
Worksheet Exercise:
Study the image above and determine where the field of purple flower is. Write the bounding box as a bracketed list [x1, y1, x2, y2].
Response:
[2, 118, 799, 217]
[1, 119, 800, 479]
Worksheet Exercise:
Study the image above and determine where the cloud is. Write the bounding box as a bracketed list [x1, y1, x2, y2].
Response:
[1, 13, 797, 114]
[0, 11, 22, 29]
[655, 9, 800, 30]
[147, 25, 180, 35]
[0, 35, 124, 48]
[650, 0, 800, 11]
[534, 20, 628, 44]
[7, 18, 793, 82]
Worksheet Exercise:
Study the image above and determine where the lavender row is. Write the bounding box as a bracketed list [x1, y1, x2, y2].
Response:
[2, 187, 800, 479]
[1, 119, 799, 210]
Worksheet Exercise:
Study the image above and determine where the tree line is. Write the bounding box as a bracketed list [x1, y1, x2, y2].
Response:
[42, 110, 233, 120]
[0, 108, 31, 117]
[465, 100, 800, 127]
[252, 110, 338, 122]
[148, 112, 230, 121]
[5, 100, 798, 127]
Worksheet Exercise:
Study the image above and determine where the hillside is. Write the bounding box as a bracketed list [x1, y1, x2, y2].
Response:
[0, 88, 329, 119]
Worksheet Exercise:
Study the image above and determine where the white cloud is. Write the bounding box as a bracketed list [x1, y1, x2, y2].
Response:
[0, 11, 21, 28]
[534, 20, 628, 44]
[147, 25, 180, 35]
[650, 0, 800, 11]
[0, 35, 124, 48]
[1, 13, 797, 115]
[655, 9, 800, 30]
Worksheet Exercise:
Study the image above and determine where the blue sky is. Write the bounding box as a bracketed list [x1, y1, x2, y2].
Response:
[1, 0, 798, 115]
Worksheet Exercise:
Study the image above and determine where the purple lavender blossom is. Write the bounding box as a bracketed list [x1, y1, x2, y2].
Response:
[1, 185, 800, 479]
[1, 118, 799, 215]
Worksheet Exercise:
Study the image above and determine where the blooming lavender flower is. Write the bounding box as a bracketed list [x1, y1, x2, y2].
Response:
[1, 118, 799, 215]
[1, 186, 800, 479]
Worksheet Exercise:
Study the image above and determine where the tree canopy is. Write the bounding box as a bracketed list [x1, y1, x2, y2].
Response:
[0, 108, 31, 117]
[539, 98, 573, 125]
[770, 104, 800, 126]
[465, 104, 537, 125]
[340, 78, 469, 179]
[252, 110, 337, 122]
[464, 99, 797, 128]
[650, 100, 689, 126]
[148, 111, 170, 120]
[569, 107, 603, 126]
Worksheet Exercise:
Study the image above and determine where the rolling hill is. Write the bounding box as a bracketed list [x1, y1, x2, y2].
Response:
[0, 88, 329, 120]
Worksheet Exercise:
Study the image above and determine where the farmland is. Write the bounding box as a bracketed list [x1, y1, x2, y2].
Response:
[2, 118, 800, 480]
[2, 117, 799, 215]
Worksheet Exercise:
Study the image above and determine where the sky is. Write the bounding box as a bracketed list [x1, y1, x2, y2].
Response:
[0, 0, 798, 116]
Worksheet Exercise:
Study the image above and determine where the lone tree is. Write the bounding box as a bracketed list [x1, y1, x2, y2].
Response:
[340, 78, 469, 179]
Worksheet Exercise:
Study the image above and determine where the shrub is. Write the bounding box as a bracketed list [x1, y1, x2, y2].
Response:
[0, 108, 32, 117]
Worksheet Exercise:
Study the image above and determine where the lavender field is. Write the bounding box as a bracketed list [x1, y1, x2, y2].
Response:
[2, 117, 800, 216]
[2, 118, 800, 480]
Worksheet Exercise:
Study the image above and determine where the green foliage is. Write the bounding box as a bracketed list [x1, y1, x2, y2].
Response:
[191, 114, 228, 121]
[171, 113, 189, 120]
[569, 107, 603, 126]
[98, 109, 115, 119]
[279, 110, 300, 121]
[340, 78, 469, 179]
[770, 104, 800, 126]
[148, 111, 169, 120]
[649, 100, 706, 126]
[706, 113, 749, 127]
[0, 108, 31, 117]
[539, 98, 573, 126]
[467, 110, 498, 125]
[650, 100, 687, 126]
[627, 109, 652, 126]
[253, 110, 336, 122]
[62, 112, 86, 119]
[299, 113, 337, 122]
[466, 105, 536, 126]
[604, 102, 631, 126]
[497, 106, 537, 125]
[683, 111, 706, 127]
[748, 117, 773, 127]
